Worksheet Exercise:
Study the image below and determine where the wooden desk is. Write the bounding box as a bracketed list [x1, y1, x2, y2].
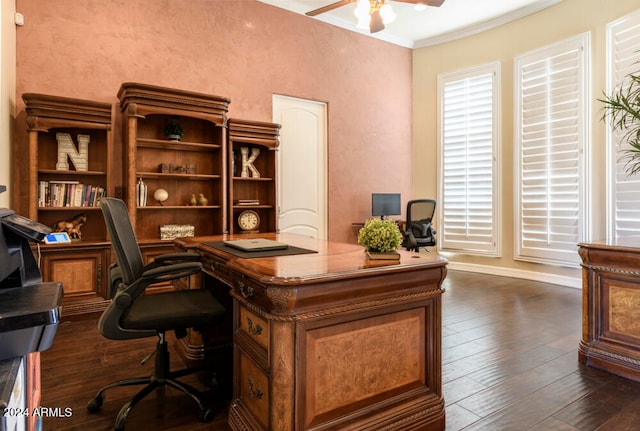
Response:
[177, 233, 447, 431]
[579, 238, 640, 382]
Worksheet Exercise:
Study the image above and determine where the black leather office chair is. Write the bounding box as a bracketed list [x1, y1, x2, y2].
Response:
[403, 199, 437, 252]
[87, 197, 225, 430]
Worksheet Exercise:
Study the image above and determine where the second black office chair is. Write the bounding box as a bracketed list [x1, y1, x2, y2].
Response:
[87, 197, 226, 430]
[404, 199, 437, 252]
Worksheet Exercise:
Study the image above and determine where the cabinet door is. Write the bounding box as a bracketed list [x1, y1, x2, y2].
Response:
[40, 247, 109, 316]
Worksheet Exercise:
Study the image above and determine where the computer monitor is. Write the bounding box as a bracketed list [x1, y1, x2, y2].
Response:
[372, 193, 401, 219]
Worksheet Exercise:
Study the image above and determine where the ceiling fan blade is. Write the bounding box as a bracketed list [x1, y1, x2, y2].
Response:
[306, 0, 355, 16]
[392, 0, 445, 6]
[369, 9, 385, 33]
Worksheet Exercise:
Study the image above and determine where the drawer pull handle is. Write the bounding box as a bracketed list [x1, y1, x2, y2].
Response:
[209, 261, 220, 271]
[247, 318, 263, 336]
[239, 282, 254, 298]
[248, 377, 263, 400]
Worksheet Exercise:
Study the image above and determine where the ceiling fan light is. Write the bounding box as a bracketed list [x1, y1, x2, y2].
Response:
[379, 3, 396, 24]
[354, 0, 370, 19]
[356, 15, 370, 29]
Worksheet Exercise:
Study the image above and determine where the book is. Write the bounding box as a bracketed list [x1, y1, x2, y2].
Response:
[37, 180, 104, 208]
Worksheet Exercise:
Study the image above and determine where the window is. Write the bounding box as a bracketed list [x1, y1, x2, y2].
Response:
[438, 62, 500, 255]
[606, 10, 640, 239]
[514, 33, 590, 266]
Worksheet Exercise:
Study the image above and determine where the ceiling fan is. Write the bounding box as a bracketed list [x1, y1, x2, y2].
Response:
[305, 0, 445, 34]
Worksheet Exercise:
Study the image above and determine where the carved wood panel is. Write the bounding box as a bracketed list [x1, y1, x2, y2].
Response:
[602, 276, 640, 344]
[303, 308, 426, 427]
[39, 246, 110, 317]
[42, 249, 105, 300]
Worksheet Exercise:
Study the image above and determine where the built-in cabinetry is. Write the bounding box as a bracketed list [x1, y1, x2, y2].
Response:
[19, 94, 113, 317]
[117, 83, 230, 243]
[228, 119, 280, 234]
[16, 86, 281, 319]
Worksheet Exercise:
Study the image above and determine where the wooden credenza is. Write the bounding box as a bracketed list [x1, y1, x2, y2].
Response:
[579, 238, 640, 382]
[177, 233, 447, 431]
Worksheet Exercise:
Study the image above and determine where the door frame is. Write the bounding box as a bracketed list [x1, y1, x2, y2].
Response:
[272, 94, 328, 239]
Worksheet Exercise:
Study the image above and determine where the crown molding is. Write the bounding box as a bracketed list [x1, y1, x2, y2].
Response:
[413, 0, 562, 48]
[258, 0, 563, 50]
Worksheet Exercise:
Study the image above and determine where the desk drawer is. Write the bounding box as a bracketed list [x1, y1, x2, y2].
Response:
[239, 306, 269, 351]
[202, 254, 231, 284]
[231, 276, 270, 309]
[238, 349, 269, 429]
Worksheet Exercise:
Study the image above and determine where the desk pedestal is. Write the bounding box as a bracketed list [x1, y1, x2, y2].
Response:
[229, 289, 445, 431]
[178, 234, 447, 431]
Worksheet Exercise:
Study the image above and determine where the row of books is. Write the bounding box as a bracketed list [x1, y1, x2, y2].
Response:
[38, 180, 105, 208]
[234, 199, 260, 206]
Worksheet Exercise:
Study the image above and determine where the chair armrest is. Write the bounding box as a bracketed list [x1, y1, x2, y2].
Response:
[143, 252, 201, 271]
[404, 230, 418, 250]
[140, 261, 202, 284]
[116, 261, 203, 302]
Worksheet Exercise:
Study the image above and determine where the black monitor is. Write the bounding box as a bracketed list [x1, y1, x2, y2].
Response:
[372, 193, 401, 219]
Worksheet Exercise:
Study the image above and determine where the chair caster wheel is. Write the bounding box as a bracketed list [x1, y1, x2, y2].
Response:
[87, 395, 103, 413]
[199, 408, 216, 423]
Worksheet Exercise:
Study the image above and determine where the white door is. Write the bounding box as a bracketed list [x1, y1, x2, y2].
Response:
[272, 95, 327, 239]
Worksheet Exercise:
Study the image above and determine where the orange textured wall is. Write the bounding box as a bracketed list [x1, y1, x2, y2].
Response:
[15, 0, 412, 243]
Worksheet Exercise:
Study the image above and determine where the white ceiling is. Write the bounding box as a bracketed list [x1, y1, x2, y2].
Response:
[257, 0, 562, 48]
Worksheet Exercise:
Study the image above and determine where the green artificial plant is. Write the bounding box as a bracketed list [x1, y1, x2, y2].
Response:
[600, 68, 640, 176]
[357, 218, 403, 253]
[163, 121, 185, 139]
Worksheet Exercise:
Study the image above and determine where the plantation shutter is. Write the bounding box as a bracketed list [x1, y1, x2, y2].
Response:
[438, 62, 499, 254]
[515, 34, 589, 266]
[607, 10, 640, 239]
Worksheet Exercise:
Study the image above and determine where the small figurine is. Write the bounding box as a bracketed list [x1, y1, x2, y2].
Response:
[53, 213, 87, 240]
[189, 193, 197, 206]
[197, 193, 208, 206]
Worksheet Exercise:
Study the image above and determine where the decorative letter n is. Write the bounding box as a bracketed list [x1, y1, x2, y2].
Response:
[56, 133, 89, 171]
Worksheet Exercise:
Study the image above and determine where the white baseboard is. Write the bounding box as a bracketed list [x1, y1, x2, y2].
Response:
[445, 261, 582, 289]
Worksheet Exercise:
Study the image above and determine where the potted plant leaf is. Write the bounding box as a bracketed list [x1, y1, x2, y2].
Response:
[600, 67, 640, 175]
[357, 218, 403, 260]
[163, 121, 185, 141]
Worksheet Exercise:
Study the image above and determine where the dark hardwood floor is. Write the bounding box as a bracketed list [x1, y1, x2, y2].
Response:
[40, 270, 640, 430]
[39, 320, 231, 431]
